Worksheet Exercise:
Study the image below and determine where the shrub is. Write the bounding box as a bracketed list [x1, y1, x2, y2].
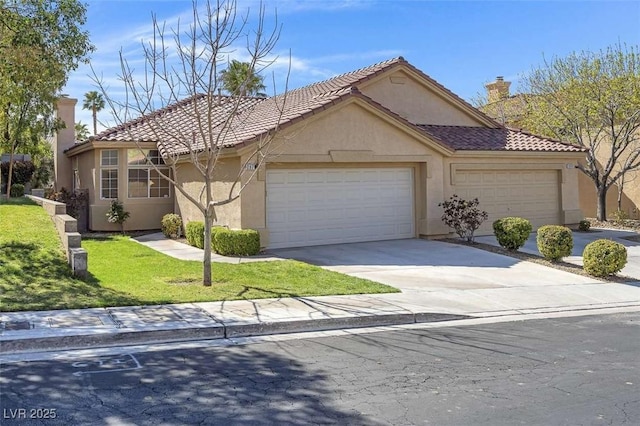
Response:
[10, 183, 25, 197]
[161, 214, 183, 238]
[536, 225, 573, 261]
[106, 200, 130, 233]
[578, 219, 591, 232]
[185, 221, 205, 248]
[213, 228, 261, 256]
[185, 222, 227, 250]
[438, 195, 488, 243]
[492, 217, 532, 251]
[1, 160, 36, 185]
[583, 239, 627, 277]
[49, 187, 87, 219]
[611, 209, 629, 225]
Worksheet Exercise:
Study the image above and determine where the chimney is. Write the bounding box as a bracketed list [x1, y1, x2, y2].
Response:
[485, 76, 511, 103]
[53, 96, 77, 191]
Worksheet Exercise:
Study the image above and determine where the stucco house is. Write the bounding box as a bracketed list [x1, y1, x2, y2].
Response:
[53, 57, 585, 249]
[480, 76, 640, 219]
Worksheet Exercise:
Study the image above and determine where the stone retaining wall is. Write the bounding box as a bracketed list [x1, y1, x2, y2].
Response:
[26, 195, 88, 278]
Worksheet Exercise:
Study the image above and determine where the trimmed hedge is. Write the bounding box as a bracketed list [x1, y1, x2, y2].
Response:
[213, 228, 260, 256]
[492, 217, 532, 251]
[583, 239, 627, 277]
[161, 214, 182, 238]
[185, 221, 205, 248]
[185, 222, 231, 251]
[536, 225, 573, 261]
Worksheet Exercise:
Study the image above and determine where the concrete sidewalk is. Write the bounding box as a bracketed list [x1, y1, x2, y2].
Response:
[3, 232, 640, 355]
[3, 283, 640, 355]
[132, 232, 283, 263]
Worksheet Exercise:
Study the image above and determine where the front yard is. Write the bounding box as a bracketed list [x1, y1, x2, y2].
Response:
[0, 199, 397, 312]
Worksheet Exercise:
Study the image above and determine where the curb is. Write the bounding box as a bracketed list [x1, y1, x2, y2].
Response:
[0, 312, 472, 355]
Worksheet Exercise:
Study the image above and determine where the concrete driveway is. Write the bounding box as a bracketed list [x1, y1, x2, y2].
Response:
[476, 228, 640, 281]
[270, 238, 603, 293]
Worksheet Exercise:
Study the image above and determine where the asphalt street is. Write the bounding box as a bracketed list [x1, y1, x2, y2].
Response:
[1, 313, 639, 425]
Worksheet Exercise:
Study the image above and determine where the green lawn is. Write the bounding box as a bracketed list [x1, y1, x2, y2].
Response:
[0, 198, 397, 312]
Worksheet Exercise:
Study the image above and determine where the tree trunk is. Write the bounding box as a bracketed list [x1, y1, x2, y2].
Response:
[596, 186, 608, 221]
[202, 208, 213, 286]
[5, 145, 15, 198]
[92, 107, 98, 135]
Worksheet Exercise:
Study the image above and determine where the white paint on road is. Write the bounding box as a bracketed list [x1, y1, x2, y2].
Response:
[71, 354, 142, 376]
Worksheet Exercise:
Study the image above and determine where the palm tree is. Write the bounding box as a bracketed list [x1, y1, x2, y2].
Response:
[74, 122, 90, 141]
[219, 60, 267, 97]
[82, 91, 105, 135]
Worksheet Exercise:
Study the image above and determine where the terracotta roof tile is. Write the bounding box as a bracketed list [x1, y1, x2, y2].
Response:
[88, 58, 407, 156]
[78, 57, 582, 156]
[417, 125, 584, 152]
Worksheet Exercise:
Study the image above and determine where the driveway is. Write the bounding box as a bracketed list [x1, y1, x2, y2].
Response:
[476, 228, 640, 281]
[270, 239, 603, 293]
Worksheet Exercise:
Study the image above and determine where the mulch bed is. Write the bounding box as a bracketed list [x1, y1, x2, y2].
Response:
[442, 238, 636, 284]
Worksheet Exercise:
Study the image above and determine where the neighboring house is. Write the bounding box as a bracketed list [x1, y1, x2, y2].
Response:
[53, 57, 585, 249]
[480, 77, 640, 219]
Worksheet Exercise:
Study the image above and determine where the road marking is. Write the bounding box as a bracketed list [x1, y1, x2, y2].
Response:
[71, 353, 142, 376]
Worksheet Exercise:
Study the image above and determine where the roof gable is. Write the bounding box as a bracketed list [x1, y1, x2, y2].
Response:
[66, 57, 579, 157]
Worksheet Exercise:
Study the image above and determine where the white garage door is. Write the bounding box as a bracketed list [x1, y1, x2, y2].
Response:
[455, 169, 561, 234]
[267, 168, 415, 248]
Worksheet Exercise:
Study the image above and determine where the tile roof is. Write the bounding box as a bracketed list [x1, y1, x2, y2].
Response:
[89, 58, 409, 156]
[77, 57, 581, 156]
[417, 125, 584, 152]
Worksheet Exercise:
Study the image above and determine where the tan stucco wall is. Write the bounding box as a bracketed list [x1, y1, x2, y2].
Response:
[72, 147, 174, 231]
[53, 98, 77, 191]
[173, 158, 242, 229]
[237, 101, 446, 246]
[360, 70, 485, 127]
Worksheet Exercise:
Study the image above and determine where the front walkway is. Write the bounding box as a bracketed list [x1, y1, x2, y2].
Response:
[132, 232, 282, 264]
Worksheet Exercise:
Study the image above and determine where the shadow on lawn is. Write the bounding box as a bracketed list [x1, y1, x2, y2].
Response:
[0, 241, 140, 312]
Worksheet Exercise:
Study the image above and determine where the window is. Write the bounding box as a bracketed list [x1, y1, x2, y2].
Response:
[100, 150, 118, 199]
[127, 149, 170, 198]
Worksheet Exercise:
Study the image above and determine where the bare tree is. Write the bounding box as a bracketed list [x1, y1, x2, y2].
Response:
[521, 44, 640, 221]
[95, 0, 289, 285]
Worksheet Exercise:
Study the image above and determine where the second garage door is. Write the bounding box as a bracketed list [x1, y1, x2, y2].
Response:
[455, 169, 561, 234]
[267, 168, 415, 249]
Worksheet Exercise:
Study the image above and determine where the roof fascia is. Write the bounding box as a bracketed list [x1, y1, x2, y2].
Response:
[452, 150, 586, 159]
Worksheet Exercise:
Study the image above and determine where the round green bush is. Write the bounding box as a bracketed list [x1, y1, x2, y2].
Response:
[582, 239, 627, 277]
[536, 225, 573, 261]
[161, 213, 183, 238]
[9, 183, 25, 197]
[578, 220, 591, 232]
[492, 217, 532, 251]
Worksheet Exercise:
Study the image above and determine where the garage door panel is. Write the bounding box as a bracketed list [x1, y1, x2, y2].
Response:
[267, 168, 415, 248]
[456, 169, 561, 235]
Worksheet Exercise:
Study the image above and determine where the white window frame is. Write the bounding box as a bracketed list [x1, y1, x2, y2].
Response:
[126, 149, 171, 199]
[100, 149, 119, 200]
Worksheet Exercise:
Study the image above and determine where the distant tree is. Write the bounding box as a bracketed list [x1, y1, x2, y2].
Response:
[82, 91, 105, 135]
[521, 44, 640, 221]
[220, 59, 267, 97]
[0, 0, 93, 198]
[75, 122, 90, 141]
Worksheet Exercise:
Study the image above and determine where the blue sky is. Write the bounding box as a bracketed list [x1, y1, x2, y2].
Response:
[66, 0, 640, 132]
